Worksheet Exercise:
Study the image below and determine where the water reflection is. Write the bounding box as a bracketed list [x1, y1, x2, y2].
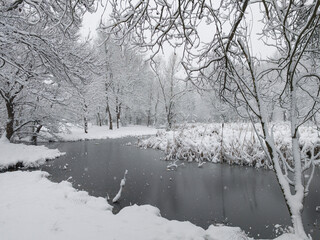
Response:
[41, 138, 320, 239]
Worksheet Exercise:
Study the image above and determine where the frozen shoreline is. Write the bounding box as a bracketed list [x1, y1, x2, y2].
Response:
[0, 125, 157, 170]
[0, 171, 252, 240]
[0, 171, 300, 240]
[55, 125, 158, 142]
[0, 136, 65, 171]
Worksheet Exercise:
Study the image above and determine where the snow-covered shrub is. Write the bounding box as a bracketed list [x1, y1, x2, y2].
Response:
[138, 122, 320, 169]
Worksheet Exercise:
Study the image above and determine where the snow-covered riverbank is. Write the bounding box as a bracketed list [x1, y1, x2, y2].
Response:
[55, 125, 158, 141]
[0, 125, 157, 170]
[0, 170, 300, 240]
[138, 122, 320, 168]
[0, 136, 64, 171]
[0, 171, 250, 240]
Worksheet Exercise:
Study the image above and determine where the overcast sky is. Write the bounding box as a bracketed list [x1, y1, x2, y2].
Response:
[80, 1, 107, 40]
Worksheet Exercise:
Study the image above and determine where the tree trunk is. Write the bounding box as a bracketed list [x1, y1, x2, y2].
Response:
[31, 124, 42, 145]
[262, 123, 308, 239]
[154, 93, 159, 126]
[167, 114, 172, 129]
[254, 73, 308, 238]
[290, 204, 307, 239]
[289, 80, 308, 239]
[83, 103, 88, 134]
[269, 103, 275, 122]
[116, 102, 121, 129]
[84, 116, 88, 133]
[147, 85, 153, 127]
[220, 122, 224, 163]
[272, 144, 307, 239]
[115, 97, 121, 129]
[96, 112, 102, 126]
[5, 100, 15, 141]
[147, 109, 151, 127]
[166, 104, 173, 130]
[106, 101, 113, 130]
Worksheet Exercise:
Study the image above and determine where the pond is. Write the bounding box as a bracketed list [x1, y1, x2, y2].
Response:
[40, 138, 320, 239]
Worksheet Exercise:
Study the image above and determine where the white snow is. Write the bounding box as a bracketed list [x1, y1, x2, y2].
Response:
[139, 122, 320, 168]
[55, 124, 158, 141]
[273, 233, 304, 240]
[0, 170, 253, 240]
[0, 137, 64, 170]
[112, 169, 128, 203]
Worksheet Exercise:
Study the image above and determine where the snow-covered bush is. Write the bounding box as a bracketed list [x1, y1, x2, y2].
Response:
[139, 122, 320, 169]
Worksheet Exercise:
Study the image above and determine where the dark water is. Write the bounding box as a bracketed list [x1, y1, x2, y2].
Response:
[41, 138, 320, 239]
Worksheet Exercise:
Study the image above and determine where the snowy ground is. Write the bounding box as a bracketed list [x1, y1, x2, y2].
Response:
[55, 125, 158, 141]
[0, 171, 252, 240]
[0, 135, 64, 171]
[139, 122, 320, 168]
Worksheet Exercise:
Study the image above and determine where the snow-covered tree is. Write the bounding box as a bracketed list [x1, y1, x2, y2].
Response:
[151, 54, 191, 129]
[92, 34, 158, 129]
[0, 0, 95, 141]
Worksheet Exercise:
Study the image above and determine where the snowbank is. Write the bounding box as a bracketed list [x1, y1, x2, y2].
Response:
[273, 233, 303, 240]
[55, 125, 158, 141]
[0, 171, 252, 240]
[138, 122, 320, 168]
[0, 137, 64, 170]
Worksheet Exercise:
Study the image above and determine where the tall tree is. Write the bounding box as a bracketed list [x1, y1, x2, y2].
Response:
[94, 34, 156, 128]
[151, 54, 191, 129]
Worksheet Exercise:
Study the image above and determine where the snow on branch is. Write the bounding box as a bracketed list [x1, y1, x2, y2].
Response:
[112, 170, 128, 203]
